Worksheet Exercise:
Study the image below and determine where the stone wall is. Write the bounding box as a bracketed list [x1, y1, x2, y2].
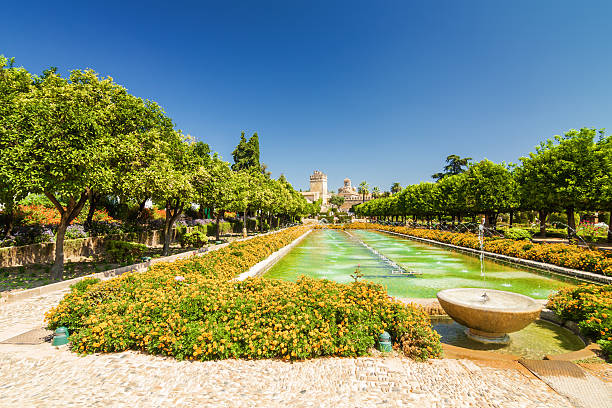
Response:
[0, 228, 186, 268]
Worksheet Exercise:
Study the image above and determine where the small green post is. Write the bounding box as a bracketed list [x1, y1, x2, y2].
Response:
[379, 331, 392, 352]
[52, 327, 69, 346]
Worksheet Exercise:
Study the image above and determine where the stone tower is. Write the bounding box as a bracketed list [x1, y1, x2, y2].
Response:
[309, 170, 328, 195]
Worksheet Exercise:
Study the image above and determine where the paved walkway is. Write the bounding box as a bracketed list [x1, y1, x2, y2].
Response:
[0, 287, 599, 407]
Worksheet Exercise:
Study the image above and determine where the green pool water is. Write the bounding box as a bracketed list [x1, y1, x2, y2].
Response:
[432, 317, 585, 359]
[264, 229, 579, 299]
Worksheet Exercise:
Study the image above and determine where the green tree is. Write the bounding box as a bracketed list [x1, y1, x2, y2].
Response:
[358, 181, 370, 203]
[329, 194, 345, 209]
[371, 186, 381, 198]
[591, 131, 612, 242]
[151, 134, 198, 255]
[525, 129, 601, 239]
[193, 155, 234, 241]
[516, 146, 562, 237]
[432, 154, 472, 181]
[0, 56, 32, 236]
[10, 69, 141, 279]
[464, 160, 517, 228]
[232, 131, 260, 171]
[390, 182, 402, 195]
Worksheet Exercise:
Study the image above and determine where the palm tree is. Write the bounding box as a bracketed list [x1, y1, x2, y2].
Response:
[371, 186, 381, 198]
[358, 181, 370, 203]
[390, 182, 402, 194]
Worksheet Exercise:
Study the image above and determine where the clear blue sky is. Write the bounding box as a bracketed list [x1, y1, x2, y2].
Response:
[3, 1, 612, 192]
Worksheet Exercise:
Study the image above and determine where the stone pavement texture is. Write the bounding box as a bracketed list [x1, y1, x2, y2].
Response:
[0, 286, 588, 408]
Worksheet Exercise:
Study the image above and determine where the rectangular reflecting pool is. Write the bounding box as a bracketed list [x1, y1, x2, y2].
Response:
[264, 229, 580, 299]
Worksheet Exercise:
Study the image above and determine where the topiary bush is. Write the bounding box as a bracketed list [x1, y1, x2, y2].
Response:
[105, 240, 148, 263]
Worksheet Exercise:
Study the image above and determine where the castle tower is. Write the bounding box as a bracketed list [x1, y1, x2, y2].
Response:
[309, 170, 328, 196]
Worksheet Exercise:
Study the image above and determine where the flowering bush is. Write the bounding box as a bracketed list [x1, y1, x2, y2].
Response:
[65, 224, 87, 240]
[17, 205, 119, 225]
[335, 223, 612, 276]
[547, 285, 612, 359]
[45, 226, 441, 361]
[576, 221, 608, 242]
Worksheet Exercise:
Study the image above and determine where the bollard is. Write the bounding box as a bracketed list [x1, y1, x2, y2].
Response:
[52, 327, 69, 346]
[379, 331, 392, 352]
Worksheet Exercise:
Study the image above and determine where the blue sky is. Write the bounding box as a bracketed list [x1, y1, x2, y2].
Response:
[3, 1, 612, 192]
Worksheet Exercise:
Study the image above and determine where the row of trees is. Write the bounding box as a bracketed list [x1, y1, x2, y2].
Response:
[356, 129, 612, 242]
[0, 56, 314, 279]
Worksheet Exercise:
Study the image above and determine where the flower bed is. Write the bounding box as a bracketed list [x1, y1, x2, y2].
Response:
[547, 285, 612, 359]
[45, 226, 441, 361]
[334, 223, 612, 276]
[18, 205, 118, 225]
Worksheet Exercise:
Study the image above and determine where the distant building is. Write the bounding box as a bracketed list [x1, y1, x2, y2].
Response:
[337, 178, 371, 212]
[300, 172, 371, 212]
[300, 170, 330, 207]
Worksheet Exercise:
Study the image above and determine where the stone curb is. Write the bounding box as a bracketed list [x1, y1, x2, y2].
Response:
[376, 229, 612, 285]
[0, 228, 292, 304]
[235, 229, 312, 281]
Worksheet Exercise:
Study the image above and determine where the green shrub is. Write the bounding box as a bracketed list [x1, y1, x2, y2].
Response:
[231, 219, 257, 233]
[503, 228, 532, 241]
[207, 221, 233, 236]
[180, 229, 209, 248]
[105, 240, 148, 263]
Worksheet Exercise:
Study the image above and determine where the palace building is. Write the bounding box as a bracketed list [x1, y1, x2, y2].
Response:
[300, 171, 371, 212]
[300, 170, 330, 206]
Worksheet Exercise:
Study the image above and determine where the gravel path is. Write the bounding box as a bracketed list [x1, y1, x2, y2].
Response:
[0, 287, 575, 407]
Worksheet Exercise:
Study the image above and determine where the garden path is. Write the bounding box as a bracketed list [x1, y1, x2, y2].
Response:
[0, 288, 583, 407]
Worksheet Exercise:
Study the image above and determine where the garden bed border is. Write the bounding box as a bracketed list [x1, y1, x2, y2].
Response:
[376, 229, 612, 285]
[235, 229, 312, 281]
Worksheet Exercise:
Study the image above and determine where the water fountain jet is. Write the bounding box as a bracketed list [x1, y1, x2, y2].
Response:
[437, 217, 542, 344]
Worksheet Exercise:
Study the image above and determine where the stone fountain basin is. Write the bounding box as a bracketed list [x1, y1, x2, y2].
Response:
[437, 288, 543, 336]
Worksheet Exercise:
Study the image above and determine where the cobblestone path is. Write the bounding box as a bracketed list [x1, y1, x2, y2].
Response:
[0, 288, 577, 407]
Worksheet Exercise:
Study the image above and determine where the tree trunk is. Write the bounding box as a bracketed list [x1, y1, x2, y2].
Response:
[48, 191, 89, 281]
[51, 218, 68, 281]
[488, 213, 498, 230]
[84, 193, 100, 230]
[509, 211, 514, 228]
[243, 210, 247, 238]
[3, 202, 15, 237]
[162, 200, 182, 256]
[608, 209, 612, 243]
[215, 212, 222, 241]
[538, 210, 548, 237]
[136, 198, 148, 222]
[484, 213, 491, 228]
[566, 208, 576, 241]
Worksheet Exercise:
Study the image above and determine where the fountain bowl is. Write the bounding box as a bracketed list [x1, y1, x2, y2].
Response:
[437, 288, 542, 344]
